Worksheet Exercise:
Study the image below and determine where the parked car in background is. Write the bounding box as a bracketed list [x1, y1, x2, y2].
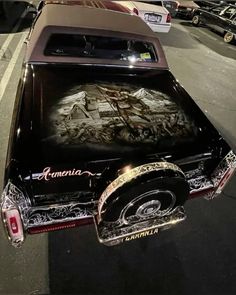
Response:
[192, 4, 236, 43]
[163, 0, 179, 17]
[141, 0, 179, 18]
[176, 1, 200, 19]
[1, 2, 236, 248]
[116, 1, 171, 32]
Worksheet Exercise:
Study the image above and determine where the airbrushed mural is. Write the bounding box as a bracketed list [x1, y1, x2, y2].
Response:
[49, 83, 197, 145]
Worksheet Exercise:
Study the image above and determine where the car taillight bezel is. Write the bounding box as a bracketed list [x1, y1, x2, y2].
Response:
[167, 13, 171, 23]
[2, 208, 24, 247]
[133, 8, 139, 15]
[188, 150, 236, 200]
[1, 182, 30, 247]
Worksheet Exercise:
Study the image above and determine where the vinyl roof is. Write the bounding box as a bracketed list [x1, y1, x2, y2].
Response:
[25, 3, 167, 68]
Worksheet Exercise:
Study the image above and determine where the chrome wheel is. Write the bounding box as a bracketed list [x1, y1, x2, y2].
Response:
[192, 15, 200, 26]
[121, 190, 176, 225]
[224, 32, 234, 44]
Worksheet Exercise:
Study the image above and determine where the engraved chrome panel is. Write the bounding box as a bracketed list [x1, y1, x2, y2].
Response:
[95, 206, 186, 246]
[211, 151, 236, 188]
[188, 150, 236, 199]
[1, 182, 31, 228]
[1, 182, 31, 247]
[188, 175, 213, 193]
[27, 202, 95, 228]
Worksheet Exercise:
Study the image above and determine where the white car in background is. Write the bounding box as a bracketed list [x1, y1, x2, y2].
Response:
[115, 1, 171, 33]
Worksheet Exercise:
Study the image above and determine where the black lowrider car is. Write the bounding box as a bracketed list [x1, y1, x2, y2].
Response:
[1, 3, 236, 248]
[192, 4, 236, 43]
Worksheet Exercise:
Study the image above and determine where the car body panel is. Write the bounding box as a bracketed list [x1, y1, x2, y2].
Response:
[177, 0, 200, 19]
[115, 1, 171, 32]
[142, 1, 178, 18]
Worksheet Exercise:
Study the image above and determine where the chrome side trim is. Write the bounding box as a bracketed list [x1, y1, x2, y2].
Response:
[1, 182, 95, 247]
[188, 175, 213, 193]
[211, 151, 236, 188]
[187, 150, 236, 199]
[27, 202, 95, 228]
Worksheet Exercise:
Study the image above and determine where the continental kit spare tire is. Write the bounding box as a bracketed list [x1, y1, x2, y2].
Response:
[97, 162, 189, 225]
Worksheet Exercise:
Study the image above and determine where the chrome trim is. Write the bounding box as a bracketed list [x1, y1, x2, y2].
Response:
[209, 150, 236, 198]
[120, 190, 176, 225]
[1, 182, 31, 247]
[27, 202, 95, 228]
[188, 150, 236, 199]
[211, 151, 236, 188]
[28, 61, 168, 70]
[1, 182, 94, 247]
[1, 182, 31, 227]
[95, 206, 186, 246]
[188, 175, 213, 193]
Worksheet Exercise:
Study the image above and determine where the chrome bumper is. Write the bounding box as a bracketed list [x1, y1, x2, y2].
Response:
[94, 206, 186, 246]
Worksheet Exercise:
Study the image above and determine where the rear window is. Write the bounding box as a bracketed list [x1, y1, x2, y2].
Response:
[140, 1, 163, 6]
[44, 34, 157, 62]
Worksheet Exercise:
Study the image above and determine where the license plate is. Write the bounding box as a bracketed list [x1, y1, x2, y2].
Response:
[144, 13, 161, 23]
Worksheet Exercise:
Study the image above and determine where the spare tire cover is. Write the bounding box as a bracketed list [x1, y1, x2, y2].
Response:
[97, 162, 189, 225]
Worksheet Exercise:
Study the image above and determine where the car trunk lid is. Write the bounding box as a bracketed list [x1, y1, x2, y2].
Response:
[17, 64, 221, 201]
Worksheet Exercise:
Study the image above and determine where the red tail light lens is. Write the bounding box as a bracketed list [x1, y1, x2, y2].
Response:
[133, 8, 139, 15]
[3, 208, 24, 247]
[9, 216, 19, 234]
[167, 13, 171, 23]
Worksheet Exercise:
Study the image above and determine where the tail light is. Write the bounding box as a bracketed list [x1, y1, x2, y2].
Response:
[167, 13, 171, 23]
[3, 208, 24, 247]
[133, 8, 139, 15]
[1, 182, 27, 247]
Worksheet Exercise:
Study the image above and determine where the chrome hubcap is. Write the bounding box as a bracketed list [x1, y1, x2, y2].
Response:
[193, 16, 199, 24]
[121, 189, 177, 225]
[224, 32, 233, 43]
[136, 200, 162, 218]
